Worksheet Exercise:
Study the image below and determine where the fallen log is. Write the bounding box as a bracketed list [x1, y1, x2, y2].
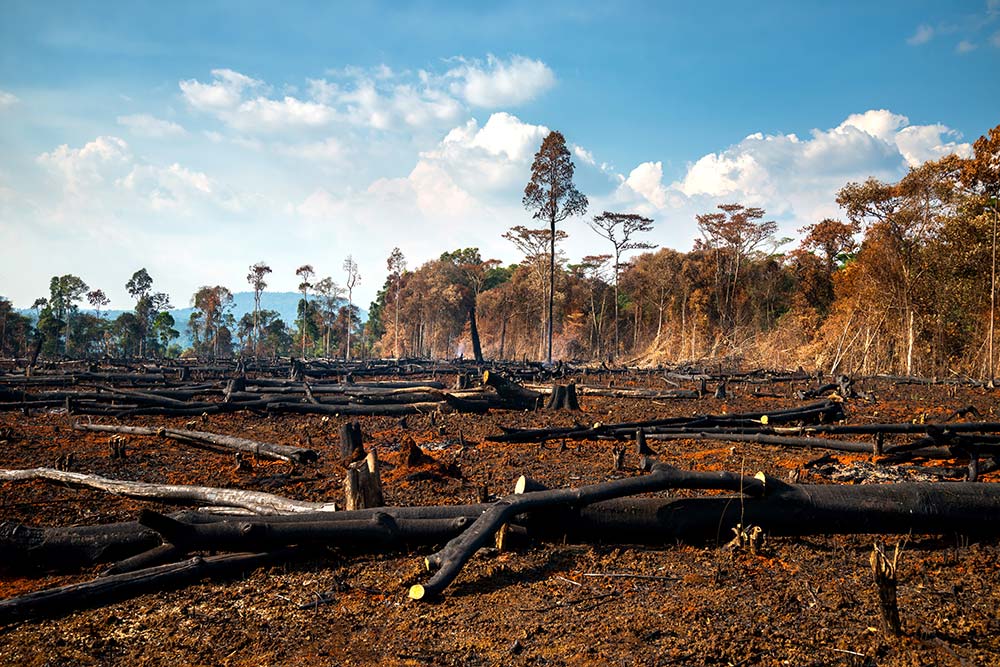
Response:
[0, 468, 337, 514]
[482, 370, 541, 409]
[410, 465, 1000, 600]
[644, 430, 875, 454]
[489, 400, 846, 443]
[73, 423, 318, 464]
[0, 551, 283, 625]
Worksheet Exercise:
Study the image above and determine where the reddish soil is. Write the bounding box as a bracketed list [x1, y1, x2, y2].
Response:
[1, 376, 999, 666]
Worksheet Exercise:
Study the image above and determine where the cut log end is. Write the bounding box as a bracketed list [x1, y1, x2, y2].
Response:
[408, 583, 427, 600]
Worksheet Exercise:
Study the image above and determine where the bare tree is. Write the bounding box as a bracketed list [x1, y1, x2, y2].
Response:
[588, 212, 656, 358]
[343, 255, 360, 361]
[246, 262, 271, 356]
[295, 265, 314, 357]
[523, 131, 588, 363]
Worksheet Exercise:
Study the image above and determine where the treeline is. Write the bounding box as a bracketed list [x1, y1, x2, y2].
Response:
[0, 261, 370, 362]
[365, 124, 1000, 378]
[3, 124, 998, 377]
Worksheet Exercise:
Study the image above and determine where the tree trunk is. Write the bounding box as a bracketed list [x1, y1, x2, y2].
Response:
[0, 468, 337, 515]
[469, 304, 484, 363]
[74, 423, 318, 465]
[339, 420, 364, 462]
[548, 216, 555, 364]
[344, 450, 384, 510]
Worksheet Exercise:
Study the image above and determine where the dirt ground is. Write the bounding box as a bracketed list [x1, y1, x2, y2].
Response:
[1, 374, 998, 666]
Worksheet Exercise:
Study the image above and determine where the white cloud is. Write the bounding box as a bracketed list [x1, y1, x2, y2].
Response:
[838, 110, 908, 143]
[117, 113, 187, 138]
[447, 55, 555, 107]
[573, 145, 596, 166]
[622, 162, 672, 209]
[593, 109, 975, 254]
[180, 68, 263, 111]
[36, 135, 246, 216]
[230, 95, 335, 131]
[420, 112, 550, 190]
[907, 24, 934, 45]
[37, 136, 132, 194]
[0, 90, 18, 109]
[956, 39, 978, 53]
[895, 124, 973, 166]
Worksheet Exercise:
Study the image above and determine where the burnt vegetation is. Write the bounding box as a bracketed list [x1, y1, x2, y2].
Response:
[0, 125, 999, 665]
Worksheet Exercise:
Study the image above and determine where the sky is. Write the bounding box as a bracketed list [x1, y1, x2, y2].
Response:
[1, 0, 998, 310]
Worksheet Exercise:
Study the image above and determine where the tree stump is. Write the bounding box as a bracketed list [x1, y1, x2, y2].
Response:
[545, 383, 580, 410]
[343, 450, 384, 511]
[339, 421, 364, 462]
[870, 542, 902, 637]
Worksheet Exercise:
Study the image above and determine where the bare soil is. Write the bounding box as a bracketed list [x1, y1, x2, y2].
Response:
[1, 376, 998, 666]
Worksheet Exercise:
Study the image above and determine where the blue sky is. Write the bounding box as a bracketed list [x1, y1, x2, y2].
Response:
[1, 1, 998, 310]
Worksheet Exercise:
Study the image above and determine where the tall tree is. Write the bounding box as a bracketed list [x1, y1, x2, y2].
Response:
[314, 277, 343, 358]
[47, 274, 89, 356]
[588, 212, 656, 358]
[295, 264, 315, 357]
[151, 312, 179, 357]
[246, 262, 272, 356]
[960, 125, 1000, 385]
[523, 130, 588, 363]
[192, 286, 233, 359]
[125, 269, 170, 359]
[343, 255, 360, 361]
[86, 289, 110, 318]
[386, 248, 407, 359]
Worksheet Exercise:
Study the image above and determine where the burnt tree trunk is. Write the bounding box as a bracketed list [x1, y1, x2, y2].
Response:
[339, 421, 364, 462]
[469, 304, 484, 364]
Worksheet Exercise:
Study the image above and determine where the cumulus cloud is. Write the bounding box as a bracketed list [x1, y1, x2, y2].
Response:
[621, 162, 672, 209]
[180, 56, 552, 135]
[0, 90, 18, 109]
[907, 24, 934, 45]
[117, 113, 187, 138]
[601, 109, 975, 249]
[180, 68, 263, 111]
[956, 39, 978, 53]
[36, 135, 245, 216]
[446, 55, 555, 107]
[895, 124, 972, 166]
[419, 112, 550, 191]
[229, 95, 335, 131]
[37, 136, 132, 194]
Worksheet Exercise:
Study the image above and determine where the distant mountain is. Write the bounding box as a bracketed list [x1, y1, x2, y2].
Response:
[18, 291, 367, 350]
